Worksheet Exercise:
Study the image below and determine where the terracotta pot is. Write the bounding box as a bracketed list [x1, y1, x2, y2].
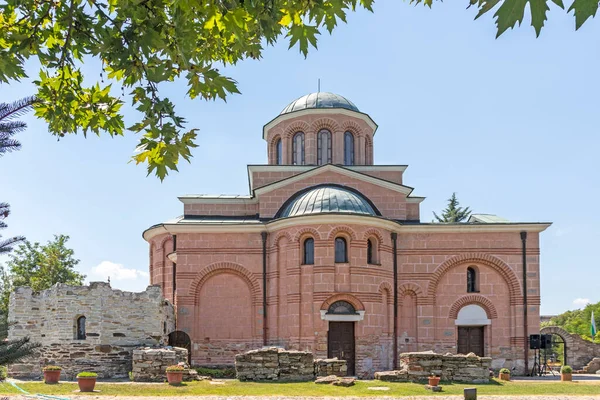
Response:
[77, 377, 97, 392]
[428, 376, 441, 386]
[167, 371, 184, 385]
[561, 373, 572, 382]
[499, 372, 510, 381]
[43, 370, 61, 384]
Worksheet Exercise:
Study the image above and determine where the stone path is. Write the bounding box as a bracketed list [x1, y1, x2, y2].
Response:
[6, 396, 600, 400]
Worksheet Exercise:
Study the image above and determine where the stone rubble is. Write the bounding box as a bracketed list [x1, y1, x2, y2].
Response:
[132, 347, 208, 382]
[584, 358, 600, 374]
[374, 351, 491, 384]
[314, 358, 348, 377]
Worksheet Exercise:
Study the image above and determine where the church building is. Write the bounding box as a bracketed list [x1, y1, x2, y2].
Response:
[143, 92, 550, 377]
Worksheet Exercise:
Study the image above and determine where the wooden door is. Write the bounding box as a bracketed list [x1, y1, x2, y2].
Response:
[457, 326, 484, 356]
[328, 322, 355, 375]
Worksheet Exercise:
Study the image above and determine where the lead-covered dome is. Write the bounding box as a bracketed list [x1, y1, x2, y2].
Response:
[280, 92, 359, 115]
[276, 185, 378, 218]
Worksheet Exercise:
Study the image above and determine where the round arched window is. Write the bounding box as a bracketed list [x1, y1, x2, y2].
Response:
[327, 300, 357, 315]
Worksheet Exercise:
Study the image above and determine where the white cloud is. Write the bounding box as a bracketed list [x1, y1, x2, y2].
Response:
[573, 298, 591, 308]
[91, 261, 149, 281]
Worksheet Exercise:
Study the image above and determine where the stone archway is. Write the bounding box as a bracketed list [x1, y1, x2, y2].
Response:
[541, 326, 600, 370]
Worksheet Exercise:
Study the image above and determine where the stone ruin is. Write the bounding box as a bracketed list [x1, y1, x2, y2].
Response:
[375, 351, 491, 384]
[583, 358, 600, 374]
[235, 347, 347, 381]
[7, 282, 175, 380]
[132, 347, 207, 382]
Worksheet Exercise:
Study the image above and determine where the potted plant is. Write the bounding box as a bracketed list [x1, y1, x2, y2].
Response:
[76, 372, 98, 392]
[428, 372, 441, 386]
[560, 365, 573, 382]
[42, 366, 62, 384]
[166, 365, 185, 385]
[499, 368, 511, 381]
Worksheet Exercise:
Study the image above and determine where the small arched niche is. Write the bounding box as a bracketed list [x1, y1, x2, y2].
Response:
[455, 304, 491, 326]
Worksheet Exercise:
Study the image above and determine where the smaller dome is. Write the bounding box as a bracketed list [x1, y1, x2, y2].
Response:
[277, 185, 378, 218]
[280, 92, 359, 115]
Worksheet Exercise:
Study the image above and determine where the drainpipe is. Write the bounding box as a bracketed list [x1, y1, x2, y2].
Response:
[520, 231, 528, 373]
[391, 232, 398, 370]
[172, 235, 177, 305]
[261, 231, 268, 346]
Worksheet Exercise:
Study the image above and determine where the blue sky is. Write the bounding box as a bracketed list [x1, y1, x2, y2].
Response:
[1, 2, 599, 315]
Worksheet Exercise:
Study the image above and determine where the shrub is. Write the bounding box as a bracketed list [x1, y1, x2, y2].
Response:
[129, 371, 134, 381]
[194, 366, 236, 379]
[561, 365, 573, 374]
[166, 365, 185, 372]
[42, 366, 62, 371]
[499, 368, 510, 374]
[76, 372, 97, 378]
[0, 366, 7, 381]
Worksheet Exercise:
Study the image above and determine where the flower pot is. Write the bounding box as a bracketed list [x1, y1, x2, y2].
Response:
[561, 373, 572, 382]
[77, 377, 97, 392]
[499, 372, 510, 381]
[166, 371, 184, 385]
[428, 376, 441, 386]
[43, 370, 61, 384]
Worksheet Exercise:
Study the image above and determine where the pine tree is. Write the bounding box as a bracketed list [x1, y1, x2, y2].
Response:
[0, 203, 24, 255]
[0, 97, 37, 157]
[433, 193, 472, 223]
[0, 337, 40, 366]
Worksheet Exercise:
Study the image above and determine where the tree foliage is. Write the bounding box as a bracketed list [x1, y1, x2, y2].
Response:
[433, 193, 472, 223]
[0, 96, 37, 157]
[0, 336, 40, 367]
[0, 0, 374, 180]
[411, 0, 595, 37]
[542, 301, 600, 342]
[0, 202, 25, 256]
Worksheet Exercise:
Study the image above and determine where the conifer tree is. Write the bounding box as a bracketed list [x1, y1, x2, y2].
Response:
[433, 193, 472, 223]
[0, 97, 37, 157]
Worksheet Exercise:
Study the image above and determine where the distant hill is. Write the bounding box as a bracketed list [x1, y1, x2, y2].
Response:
[542, 301, 600, 342]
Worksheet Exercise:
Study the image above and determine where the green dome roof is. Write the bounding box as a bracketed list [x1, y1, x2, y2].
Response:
[280, 92, 359, 115]
[277, 185, 378, 218]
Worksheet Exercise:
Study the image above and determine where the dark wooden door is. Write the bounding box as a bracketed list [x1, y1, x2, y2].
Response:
[457, 326, 484, 356]
[328, 322, 355, 375]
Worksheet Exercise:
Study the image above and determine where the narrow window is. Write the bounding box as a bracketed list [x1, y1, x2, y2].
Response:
[467, 267, 477, 293]
[335, 237, 347, 263]
[77, 316, 86, 340]
[275, 138, 282, 165]
[317, 129, 332, 165]
[292, 132, 305, 165]
[367, 238, 374, 264]
[344, 132, 354, 165]
[303, 238, 314, 265]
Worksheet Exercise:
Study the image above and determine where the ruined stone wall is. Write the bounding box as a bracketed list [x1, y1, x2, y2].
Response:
[8, 282, 175, 379]
[541, 326, 600, 370]
[132, 347, 188, 382]
[375, 351, 491, 383]
[235, 347, 316, 382]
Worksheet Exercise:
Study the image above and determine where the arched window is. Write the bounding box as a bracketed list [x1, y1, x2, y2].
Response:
[303, 238, 314, 265]
[367, 238, 375, 264]
[327, 300, 357, 315]
[467, 267, 478, 293]
[76, 316, 86, 340]
[292, 132, 305, 165]
[334, 237, 347, 263]
[317, 129, 332, 165]
[344, 131, 354, 165]
[275, 138, 282, 165]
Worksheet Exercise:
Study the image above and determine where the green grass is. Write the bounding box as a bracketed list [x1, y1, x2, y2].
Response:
[1, 379, 599, 396]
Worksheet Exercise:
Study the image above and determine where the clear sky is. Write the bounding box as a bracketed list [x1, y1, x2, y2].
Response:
[1, 2, 598, 316]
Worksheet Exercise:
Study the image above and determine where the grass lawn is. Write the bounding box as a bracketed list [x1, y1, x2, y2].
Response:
[1, 379, 600, 397]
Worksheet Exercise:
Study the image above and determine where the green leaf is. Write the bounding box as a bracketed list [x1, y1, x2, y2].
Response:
[568, 0, 599, 29]
[494, 0, 527, 37]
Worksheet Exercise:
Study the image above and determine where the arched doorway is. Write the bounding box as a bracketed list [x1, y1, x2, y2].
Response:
[168, 330, 192, 365]
[455, 304, 491, 356]
[541, 333, 566, 374]
[326, 301, 358, 376]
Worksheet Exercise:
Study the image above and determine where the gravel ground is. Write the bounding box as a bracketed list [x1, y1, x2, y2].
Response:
[5, 396, 600, 400]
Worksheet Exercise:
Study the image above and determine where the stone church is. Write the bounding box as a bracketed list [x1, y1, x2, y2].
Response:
[144, 92, 550, 377]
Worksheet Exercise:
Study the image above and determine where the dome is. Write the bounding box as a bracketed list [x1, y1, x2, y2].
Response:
[280, 92, 359, 115]
[277, 185, 378, 218]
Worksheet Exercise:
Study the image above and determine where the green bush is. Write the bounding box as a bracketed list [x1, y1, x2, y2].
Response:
[76, 372, 97, 378]
[0, 366, 7, 381]
[561, 365, 573, 374]
[129, 371, 134, 381]
[499, 368, 511, 374]
[194, 366, 236, 379]
[42, 365, 62, 371]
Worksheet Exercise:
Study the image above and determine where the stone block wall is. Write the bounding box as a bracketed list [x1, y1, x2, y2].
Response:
[315, 358, 348, 377]
[8, 282, 175, 379]
[132, 347, 188, 382]
[375, 351, 491, 383]
[235, 347, 317, 381]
